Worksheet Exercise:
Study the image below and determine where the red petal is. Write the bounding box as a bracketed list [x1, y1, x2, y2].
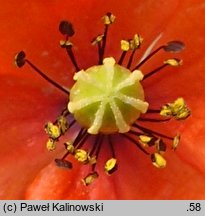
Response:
[1, 0, 205, 199]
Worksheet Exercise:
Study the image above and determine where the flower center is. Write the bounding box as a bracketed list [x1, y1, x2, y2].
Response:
[15, 12, 190, 186]
[68, 57, 148, 134]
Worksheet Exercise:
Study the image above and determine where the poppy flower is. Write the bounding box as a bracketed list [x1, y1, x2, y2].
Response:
[1, 0, 205, 199]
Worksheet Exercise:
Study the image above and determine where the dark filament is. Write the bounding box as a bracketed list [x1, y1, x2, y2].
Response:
[133, 123, 173, 140]
[91, 135, 104, 171]
[146, 109, 161, 114]
[25, 59, 69, 94]
[99, 24, 109, 64]
[121, 133, 149, 155]
[138, 117, 170, 122]
[60, 128, 86, 160]
[59, 20, 80, 71]
[132, 46, 164, 70]
[97, 41, 103, 65]
[107, 135, 116, 158]
[64, 44, 80, 71]
[143, 64, 168, 80]
[127, 49, 136, 69]
[118, 51, 127, 65]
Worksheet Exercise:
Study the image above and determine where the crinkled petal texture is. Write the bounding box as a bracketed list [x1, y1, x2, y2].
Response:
[1, 0, 205, 199]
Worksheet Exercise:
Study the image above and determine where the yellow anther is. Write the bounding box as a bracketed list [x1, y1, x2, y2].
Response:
[130, 34, 143, 49]
[82, 172, 99, 186]
[160, 106, 172, 117]
[172, 134, 180, 150]
[45, 122, 61, 139]
[120, 40, 130, 51]
[59, 40, 73, 48]
[46, 138, 56, 151]
[103, 13, 116, 25]
[91, 35, 104, 45]
[57, 115, 69, 134]
[139, 135, 152, 143]
[151, 153, 167, 168]
[139, 135, 153, 147]
[172, 98, 190, 119]
[74, 149, 89, 163]
[160, 98, 190, 120]
[105, 158, 117, 175]
[65, 141, 75, 153]
[164, 58, 182, 66]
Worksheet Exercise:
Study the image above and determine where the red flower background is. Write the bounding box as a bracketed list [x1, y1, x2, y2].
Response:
[1, 0, 205, 199]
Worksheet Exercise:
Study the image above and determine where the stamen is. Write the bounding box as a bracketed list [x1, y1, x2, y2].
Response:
[160, 98, 191, 120]
[61, 128, 86, 160]
[132, 41, 184, 70]
[46, 138, 56, 151]
[121, 133, 149, 155]
[164, 58, 182, 66]
[18, 12, 190, 184]
[118, 40, 129, 65]
[151, 153, 166, 168]
[57, 115, 69, 134]
[118, 50, 127, 65]
[81, 135, 103, 186]
[105, 135, 117, 175]
[60, 40, 80, 71]
[139, 135, 154, 147]
[91, 34, 104, 64]
[69, 119, 76, 128]
[155, 139, 166, 154]
[138, 117, 170, 122]
[59, 129, 88, 163]
[82, 172, 99, 186]
[64, 141, 75, 153]
[127, 34, 143, 69]
[59, 20, 80, 71]
[99, 12, 115, 64]
[74, 131, 89, 150]
[89, 135, 101, 157]
[163, 41, 185, 53]
[59, 20, 75, 37]
[91, 135, 104, 171]
[45, 122, 61, 139]
[133, 45, 164, 70]
[60, 133, 89, 166]
[105, 158, 117, 175]
[129, 130, 156, 147]
[74, 149, 89, 164]
[172, 134, 180, 150]
[143, 58, 182, 80]
[15, 51, 69, 95]
[146, 109, 161, 114]
[143, 64, 168, 80]
[133, 124, 173, 140]
[107, 135, 116, 158]
[139, 135, 153, 143]
[55, 158, 73, 169]
[127, 49, 136, 69]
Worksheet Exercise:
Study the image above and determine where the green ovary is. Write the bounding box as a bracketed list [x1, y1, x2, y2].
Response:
[68, 57, 149, 134]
